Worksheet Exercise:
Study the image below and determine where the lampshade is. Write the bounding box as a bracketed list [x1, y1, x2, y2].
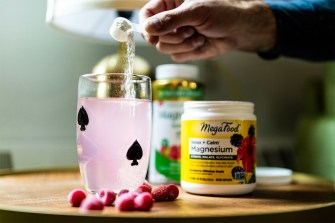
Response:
[46, 0, 149, 44]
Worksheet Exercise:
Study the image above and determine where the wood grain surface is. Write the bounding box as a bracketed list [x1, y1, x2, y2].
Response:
[0, 169, 334, 223]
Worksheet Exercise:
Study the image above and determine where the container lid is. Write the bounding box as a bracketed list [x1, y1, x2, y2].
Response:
[184, 101, 254, 112]
[256, 167, 292, 186]
[155, 64, 199, 80]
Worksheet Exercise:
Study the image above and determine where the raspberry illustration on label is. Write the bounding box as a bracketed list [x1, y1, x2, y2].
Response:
[168, 145, 180, 160]
[235, 125, 256, 173]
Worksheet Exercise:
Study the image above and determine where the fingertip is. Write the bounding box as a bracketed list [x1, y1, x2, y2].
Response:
[181, 27, 195, 39]
[141, 31, 158, 45]
[148, 35, 159, 45]
[192, 35, 206, 48]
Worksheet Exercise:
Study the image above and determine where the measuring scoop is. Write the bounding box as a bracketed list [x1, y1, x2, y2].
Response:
[110, 17, 143, 42]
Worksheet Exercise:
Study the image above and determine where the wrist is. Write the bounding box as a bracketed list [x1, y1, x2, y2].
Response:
[236, 0, 277, 52]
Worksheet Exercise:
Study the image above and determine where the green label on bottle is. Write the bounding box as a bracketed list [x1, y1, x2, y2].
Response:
[155, 150, 180, 181]
[157, 88, 204, 100]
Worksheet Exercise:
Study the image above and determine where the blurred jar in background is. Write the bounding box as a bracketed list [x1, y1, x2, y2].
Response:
[296, 62, 335, 181]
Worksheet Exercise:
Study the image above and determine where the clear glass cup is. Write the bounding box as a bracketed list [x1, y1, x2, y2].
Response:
[76, 73, 152, 193]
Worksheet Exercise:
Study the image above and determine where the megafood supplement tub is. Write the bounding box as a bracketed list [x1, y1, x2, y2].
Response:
[181, 101, 256, 195]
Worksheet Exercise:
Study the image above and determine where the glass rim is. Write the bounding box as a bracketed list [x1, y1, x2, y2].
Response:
[81, 73, 151, 83]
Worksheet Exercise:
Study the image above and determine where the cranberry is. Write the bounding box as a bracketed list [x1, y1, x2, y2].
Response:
[136, 184, 152, 194]
[79, 195, 104, 213]
[67, 189, 86, 207]
[115, 193, 136, 211]
[143, 181, 153, 191]
[99, 188, 116, 206]
[118, 189, 129, 197]
[152, 184, 179, 201]
[151, 185, 169, 201]
[134, 192, 154, 211]
[166, 184, 179, 201]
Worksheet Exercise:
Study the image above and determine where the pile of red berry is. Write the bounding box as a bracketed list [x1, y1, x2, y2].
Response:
[67, 183, 179, 212]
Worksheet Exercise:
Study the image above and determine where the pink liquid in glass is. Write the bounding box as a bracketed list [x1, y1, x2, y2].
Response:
[76, 98, 151, 193]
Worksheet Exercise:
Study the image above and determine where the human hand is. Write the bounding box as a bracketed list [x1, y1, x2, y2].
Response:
[139, 0, 276, 62]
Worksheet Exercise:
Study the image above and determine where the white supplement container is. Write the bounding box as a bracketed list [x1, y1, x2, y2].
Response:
[149, 64, 205, 184]
[181, 101, 257, 195]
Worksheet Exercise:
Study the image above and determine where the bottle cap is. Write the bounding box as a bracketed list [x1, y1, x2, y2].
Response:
[256, 167, 292, 186]
[155, 64, 199, 80]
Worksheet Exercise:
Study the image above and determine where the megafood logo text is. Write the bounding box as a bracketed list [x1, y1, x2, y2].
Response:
[200, 122, 240, 135]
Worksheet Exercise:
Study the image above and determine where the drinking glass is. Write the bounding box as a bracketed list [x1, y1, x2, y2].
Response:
[76, 73, 151, 193]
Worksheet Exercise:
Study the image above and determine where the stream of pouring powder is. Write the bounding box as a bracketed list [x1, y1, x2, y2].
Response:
[110, 18, 136, 98]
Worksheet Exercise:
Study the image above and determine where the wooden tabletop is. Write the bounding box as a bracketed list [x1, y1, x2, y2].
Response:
[0, 169, 334, 223]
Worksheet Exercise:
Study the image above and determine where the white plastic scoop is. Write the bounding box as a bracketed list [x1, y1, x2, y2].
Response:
[110, 17, 143, 42]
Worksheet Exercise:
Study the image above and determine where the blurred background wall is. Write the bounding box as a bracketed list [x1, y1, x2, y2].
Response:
[0, 1, 332, 179]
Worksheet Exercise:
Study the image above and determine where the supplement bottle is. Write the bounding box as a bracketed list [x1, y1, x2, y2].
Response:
[149, 64, 205, 184]
[181, 101, 256, 195]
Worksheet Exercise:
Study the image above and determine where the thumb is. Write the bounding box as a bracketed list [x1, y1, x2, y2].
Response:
[144, 6, 198, 35]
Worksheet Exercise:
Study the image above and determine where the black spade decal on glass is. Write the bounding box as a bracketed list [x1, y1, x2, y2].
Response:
[77, 106, 89, 131]
[126, 140, 143, 166]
